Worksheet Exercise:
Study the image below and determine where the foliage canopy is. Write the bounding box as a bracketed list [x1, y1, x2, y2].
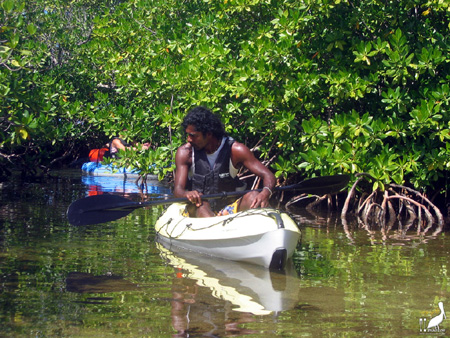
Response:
[1, 0, 449, 199]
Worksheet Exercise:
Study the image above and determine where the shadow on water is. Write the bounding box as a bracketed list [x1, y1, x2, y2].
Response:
[0, 170, 449, 337]
[66, 272, 140, 294]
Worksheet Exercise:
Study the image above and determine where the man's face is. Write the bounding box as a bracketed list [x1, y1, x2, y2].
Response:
[185, 125, 209, 150]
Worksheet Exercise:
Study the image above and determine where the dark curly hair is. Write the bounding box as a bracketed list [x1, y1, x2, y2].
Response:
[182, 106, 226, 139]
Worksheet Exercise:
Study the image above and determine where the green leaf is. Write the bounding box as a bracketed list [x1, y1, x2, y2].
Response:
[2, 0, 14, 12]
[27, 24, 37, 35]
[0, 46, 11, 54]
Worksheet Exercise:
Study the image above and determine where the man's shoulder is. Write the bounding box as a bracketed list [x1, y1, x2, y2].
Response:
[179, 142, 192, 151]
[230, 140, 249, 152]
[176, 143, 193, 161]
[230, 140, 253, 166]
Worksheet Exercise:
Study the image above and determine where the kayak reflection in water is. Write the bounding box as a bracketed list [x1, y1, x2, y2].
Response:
[173, 106, 276, 217]
[170, 267, 258, 337]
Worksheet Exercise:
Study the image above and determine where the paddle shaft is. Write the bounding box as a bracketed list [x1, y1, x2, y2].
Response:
[93, 176, 349, 212]
[67, 175, 350, 226]
[107, 186, 283, 211]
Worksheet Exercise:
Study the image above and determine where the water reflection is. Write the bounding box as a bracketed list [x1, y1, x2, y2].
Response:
[1, 171, 449, 337]
[290, 205, 446, 246]
[81, 175, 171, 197]
[158, 242, 300, 315]
[157, 242, 301, 336]
[341, 216, 445, 245]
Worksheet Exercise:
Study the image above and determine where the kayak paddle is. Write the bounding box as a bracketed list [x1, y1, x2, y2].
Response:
[67, 174, 349, 226]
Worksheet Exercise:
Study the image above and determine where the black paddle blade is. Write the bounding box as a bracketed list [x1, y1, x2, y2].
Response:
[293, 174, 350, 195]
[67, 194, 139, 226]
[276, 174, 350, 195]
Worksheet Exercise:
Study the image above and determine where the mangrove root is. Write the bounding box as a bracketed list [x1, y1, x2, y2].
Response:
[341, 174, 444, 231]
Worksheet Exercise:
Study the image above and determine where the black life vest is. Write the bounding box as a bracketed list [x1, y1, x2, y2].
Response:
[190, 137, 244, 210]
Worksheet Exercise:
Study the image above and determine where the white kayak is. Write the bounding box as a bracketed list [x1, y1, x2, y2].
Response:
[154, 203, 301, 269]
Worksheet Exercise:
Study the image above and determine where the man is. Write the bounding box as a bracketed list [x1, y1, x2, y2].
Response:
[108, 129, 150, 158]
[173, 106, 276, 217]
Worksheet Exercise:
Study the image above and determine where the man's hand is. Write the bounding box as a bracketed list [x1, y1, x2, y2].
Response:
[250, 189, 271, 209]
[186, 190, 203, 207]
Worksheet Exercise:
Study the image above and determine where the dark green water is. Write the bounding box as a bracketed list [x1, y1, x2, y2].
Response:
[0, 171, 448, 337]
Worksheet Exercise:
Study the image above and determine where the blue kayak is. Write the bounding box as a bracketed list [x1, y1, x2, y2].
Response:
[81, 161, 157, 179]
[82, 175, 171, 196]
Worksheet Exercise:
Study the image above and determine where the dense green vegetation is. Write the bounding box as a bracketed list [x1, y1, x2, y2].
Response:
[1, 0, 449, 213]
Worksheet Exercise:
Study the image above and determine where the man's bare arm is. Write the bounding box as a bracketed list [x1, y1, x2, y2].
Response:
[231, 142, 276, 208]
[173, 144, 203, 207]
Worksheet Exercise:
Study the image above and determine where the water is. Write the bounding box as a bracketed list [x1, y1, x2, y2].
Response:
[0, 171, 448, 337]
